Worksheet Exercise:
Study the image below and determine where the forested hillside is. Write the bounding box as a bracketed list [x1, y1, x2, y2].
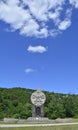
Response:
[0, 87, 78, 119]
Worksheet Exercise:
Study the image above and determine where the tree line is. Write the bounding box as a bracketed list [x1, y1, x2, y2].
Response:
[0, 87, 78, 119]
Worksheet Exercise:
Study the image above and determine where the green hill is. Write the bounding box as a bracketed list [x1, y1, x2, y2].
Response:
[0, 87, 78, 119]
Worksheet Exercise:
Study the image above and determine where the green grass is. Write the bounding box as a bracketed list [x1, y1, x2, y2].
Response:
[0, 125, 78, 130]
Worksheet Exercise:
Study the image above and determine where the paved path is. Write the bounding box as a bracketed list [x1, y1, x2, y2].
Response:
[0, 122, 78, 128]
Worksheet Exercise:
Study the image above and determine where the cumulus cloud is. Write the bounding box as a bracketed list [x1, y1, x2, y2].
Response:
[0, 0, 77, 38]
[69, 0, 78, 8]
[27, 45, 47, 53]
[58, 20, 71, 30]
[25, 68, 36, 74]
[58, 8, 72, 30]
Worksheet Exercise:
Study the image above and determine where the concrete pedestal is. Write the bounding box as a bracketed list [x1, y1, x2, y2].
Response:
[32, 105, 44, 117]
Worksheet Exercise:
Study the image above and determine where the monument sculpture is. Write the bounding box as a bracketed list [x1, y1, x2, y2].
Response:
[31, 89, 46, 117]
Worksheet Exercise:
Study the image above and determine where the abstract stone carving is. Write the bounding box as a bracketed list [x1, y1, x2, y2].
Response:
[31, 89, 46, 117]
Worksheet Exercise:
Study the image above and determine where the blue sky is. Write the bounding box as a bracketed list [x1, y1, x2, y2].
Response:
[0, 0, 78, 94]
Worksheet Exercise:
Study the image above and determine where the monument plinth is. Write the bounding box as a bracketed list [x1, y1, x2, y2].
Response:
[31, 89, 46, 117]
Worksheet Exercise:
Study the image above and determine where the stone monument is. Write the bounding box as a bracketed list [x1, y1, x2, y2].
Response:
[31, 89, 46, 118]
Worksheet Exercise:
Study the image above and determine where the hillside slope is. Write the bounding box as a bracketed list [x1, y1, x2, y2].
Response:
[0, 87, 78, 119]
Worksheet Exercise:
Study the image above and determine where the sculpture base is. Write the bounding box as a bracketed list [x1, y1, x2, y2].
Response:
[27, 117, 50, 122]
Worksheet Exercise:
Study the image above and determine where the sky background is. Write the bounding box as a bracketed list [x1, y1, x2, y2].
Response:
[0, 0, 78, 94]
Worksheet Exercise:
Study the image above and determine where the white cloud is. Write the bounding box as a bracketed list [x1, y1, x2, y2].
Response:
[27, 45, 47, 53]
[69, 0, 78, 8]
[0, 0, 31, 30]
[25, 68, 36, 74]
[0, 0, 77, 38]
[58, 8, 72, 30]
[58, 20, 71, 30]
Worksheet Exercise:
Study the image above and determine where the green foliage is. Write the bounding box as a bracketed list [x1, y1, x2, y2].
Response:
[0, 87, 78, 119]
[0, 87, 33, 119]
[0, 112, 4, 119]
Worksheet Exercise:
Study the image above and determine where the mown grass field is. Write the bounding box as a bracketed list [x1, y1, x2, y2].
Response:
[0, 125, 78, 130]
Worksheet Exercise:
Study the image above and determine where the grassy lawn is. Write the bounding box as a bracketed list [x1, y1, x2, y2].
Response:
[0, 125, 78, 130]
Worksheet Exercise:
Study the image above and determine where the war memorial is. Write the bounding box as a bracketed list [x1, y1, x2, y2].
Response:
[31, 88, 46, 117]
[27, 88, 50, 121]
